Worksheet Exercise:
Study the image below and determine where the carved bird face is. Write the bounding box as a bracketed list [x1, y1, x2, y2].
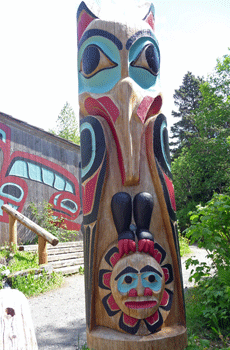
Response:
[77, 2, 162, 186]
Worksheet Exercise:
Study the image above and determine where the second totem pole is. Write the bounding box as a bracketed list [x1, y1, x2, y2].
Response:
[77, 2, 187, 349]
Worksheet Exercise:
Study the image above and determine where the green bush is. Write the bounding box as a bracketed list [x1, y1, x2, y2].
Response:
[29, 201, 78, 242]
[185, 192, 230, 336]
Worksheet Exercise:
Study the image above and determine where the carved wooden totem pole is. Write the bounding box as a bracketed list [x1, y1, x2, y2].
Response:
[77, 2, 187, 349]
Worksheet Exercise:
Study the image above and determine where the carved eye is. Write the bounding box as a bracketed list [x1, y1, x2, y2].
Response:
[148, 274, 156, 283]
[131, 43, 160, 76]
[124, 275, 133, 284]
[80, 44, 118, 78]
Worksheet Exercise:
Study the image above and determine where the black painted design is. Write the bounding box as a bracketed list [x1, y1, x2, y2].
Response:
[161, 263, 174, 284]
[144, 310, 163, 333]
[104, 246, 119, 268]
[160, 288, 173, 311]
[79, 29, 123, 50]
[98, 269, 112, 290]
[126, 30, 156, 50]
[80, 116, 107, 225]
[111, 192, 135, 241]
[133, 192, 154, 241]
[102, 293, 120, 317]
[153, 113, 171, 179]
[82, 45, 100, 75]
[146, 44, 160, 75]
[119, 313, 141, 335]
[154, 242, 166, 264]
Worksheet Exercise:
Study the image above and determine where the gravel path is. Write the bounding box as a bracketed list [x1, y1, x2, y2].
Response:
[28, 245, 211, 350]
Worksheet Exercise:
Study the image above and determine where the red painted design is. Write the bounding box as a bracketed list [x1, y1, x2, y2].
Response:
[85, 97, 126, 185]
[163, 173, 176, 211]
[162, 267, 169, 283]
[154, 249, 162, 264]
[82, 168, 100, 215]
[160, 290, 169, 307]
[123, 313, 139, 326]
[137, 95, 162, 124]
[0, 124, 81, 230]
[103, 272, 112, 289]
[107, 294, 120, 312]
[118, 239, 136, 258]
[110, 252, 120, 267]
[77, 11, 95, 43]
[138, 239, 154, 256]
[128, 288, 138, 297]
[145, 12, 155, 31]
[146, 311, 159, 325]
[125, 300, 157, 309]
[144, 287, 153, 296]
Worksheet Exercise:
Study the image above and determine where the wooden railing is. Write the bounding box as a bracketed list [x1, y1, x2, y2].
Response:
[1, 204, 59, 265]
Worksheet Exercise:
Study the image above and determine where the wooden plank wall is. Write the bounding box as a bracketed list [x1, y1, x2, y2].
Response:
[0, 112, 82, 244]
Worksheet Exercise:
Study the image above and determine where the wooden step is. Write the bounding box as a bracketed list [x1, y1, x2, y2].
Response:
[50, 257, 84, 269]
[48, 251, 83, 262]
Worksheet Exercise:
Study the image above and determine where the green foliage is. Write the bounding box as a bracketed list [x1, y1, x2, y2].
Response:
[29, 201, 78, 242]
[78, 266, 84, 275]
[185, 192, 230, 336]
[0, 248, 39, 271]
[50, 102, 80, 144]
[171, 52, 230, 232]
[179, 233, 191, 256]
[11, 270, 63, 297]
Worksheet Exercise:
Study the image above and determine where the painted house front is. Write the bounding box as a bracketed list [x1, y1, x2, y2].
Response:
[0, 112, 82, 244]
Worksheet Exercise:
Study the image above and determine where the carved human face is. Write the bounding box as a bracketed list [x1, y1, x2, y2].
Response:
[110, 252, 165, 319]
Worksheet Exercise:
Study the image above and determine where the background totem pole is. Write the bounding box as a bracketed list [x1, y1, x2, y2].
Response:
[77, 1, 187, 349]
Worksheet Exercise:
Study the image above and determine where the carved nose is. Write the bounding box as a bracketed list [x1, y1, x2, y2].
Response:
[112, 78, 143, 186]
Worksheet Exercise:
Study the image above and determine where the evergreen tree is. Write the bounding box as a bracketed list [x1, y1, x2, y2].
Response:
[170, 72, 203, 158]
[51, 102, 80, 144]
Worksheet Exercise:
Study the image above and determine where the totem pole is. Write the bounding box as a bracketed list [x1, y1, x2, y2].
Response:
[77, 2, 187, 349]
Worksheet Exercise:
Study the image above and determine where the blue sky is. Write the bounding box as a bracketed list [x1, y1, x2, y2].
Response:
[0, 0, 229, 133]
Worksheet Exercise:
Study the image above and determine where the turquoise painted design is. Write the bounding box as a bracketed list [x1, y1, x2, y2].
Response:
[10, 160, 28, 178]
[9, 159, 74, 193]
[78, 36, 121, 94]
[28, 163, 42, 182]
[54, 174, 66, 191]
[53, 193, 61, 205]
[0, 182, 24, 202]
[160, 120, 171, 172]
[117, 273, 138, 294]
[0, 129, 6, 143]
[141, 271, 162, 292]
[61, 199, 78, 213]
[42, 168, 54, 186]
[80, 122, 96, 178]
[129, 37, 160, 90]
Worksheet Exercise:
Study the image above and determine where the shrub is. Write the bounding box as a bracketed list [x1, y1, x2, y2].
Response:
[185, 192, 230, 336]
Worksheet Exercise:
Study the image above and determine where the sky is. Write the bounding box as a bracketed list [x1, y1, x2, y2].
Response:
[0, 0, 229, 134]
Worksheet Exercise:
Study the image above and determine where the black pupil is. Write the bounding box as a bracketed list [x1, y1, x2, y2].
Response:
[148, 274, 156, 283]
[145, 44, 160, 75]
[125, 276, 133, 284]
[82, 45, 100, 75]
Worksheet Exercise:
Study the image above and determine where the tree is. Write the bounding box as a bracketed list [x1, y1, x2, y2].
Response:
[51, 102, 80, 144]
[170, 72, 203, 158]
[172, 52, 230, 232]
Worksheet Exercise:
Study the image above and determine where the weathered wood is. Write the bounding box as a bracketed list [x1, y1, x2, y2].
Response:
[2, 204, 58, 246]
[38, 236, 48, 265]
[0, 289, 38, 349]
[77, 1, 187, 348]
[9, 216, 17, 248]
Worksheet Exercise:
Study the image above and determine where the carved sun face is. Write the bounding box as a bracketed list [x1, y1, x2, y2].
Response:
[110, 253, 165, 319]
[98, 242, 174, 335]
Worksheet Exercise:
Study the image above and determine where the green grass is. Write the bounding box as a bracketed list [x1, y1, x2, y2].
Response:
[0, 247, 63, 297]
[179, 234, 191, 256]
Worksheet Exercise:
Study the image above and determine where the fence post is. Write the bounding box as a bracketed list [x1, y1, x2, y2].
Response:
[9, 215, 17, 250]
[38, 236, 48, 265]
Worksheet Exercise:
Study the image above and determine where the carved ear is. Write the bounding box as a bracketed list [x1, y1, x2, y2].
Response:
[143, 3, 155, 31]
[77, 1, 98, 43]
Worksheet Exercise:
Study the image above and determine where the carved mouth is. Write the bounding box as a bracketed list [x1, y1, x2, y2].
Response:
[125, 300, 157, 309]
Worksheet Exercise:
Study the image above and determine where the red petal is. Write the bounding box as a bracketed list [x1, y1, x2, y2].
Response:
[107, 294, 120, 312]
[103, 272, 112, 289]
[160, 290, 169, 307]
[123, 313, 139, 326]
[145, 311, 159, 325]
